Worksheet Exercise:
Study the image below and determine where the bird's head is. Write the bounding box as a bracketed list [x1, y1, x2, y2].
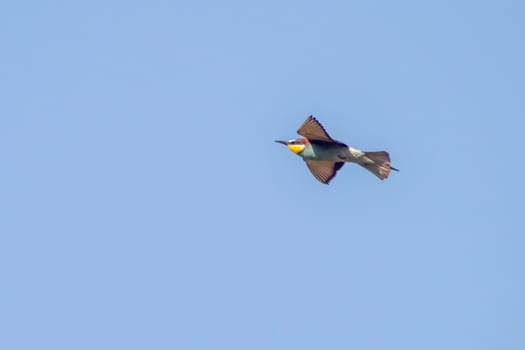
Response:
[275, 138, 308, 154]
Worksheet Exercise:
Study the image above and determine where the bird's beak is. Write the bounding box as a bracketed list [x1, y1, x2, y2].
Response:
[275, 140, 288, 145]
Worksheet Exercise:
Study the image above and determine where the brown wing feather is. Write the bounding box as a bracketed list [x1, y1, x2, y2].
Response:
[304, 160, 345, 184]
[297, 116, 347, 146]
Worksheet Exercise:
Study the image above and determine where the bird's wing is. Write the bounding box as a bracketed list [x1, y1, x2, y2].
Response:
[304, 160, 345, 184]
[297, 116, 347, 146]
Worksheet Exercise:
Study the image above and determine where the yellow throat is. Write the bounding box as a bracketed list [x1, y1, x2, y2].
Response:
[287, 144, 305, 154]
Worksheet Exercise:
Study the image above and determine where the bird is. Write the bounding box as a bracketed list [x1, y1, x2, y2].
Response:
[275, 116, 398, 184]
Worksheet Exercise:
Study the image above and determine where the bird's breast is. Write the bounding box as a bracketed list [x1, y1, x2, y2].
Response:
[300, 142, 348, 161]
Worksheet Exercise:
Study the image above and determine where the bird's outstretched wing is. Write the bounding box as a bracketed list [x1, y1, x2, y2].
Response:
[297, 116, 347, 146]
[304, 160, 345, 184]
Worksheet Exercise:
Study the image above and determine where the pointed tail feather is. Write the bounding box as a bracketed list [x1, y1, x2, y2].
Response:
[361, 151, 399, 180]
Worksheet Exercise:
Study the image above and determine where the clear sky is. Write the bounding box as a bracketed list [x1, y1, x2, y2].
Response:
[1, 1, 524, 349]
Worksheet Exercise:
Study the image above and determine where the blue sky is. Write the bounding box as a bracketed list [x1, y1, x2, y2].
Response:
[1, 1, 524, 349]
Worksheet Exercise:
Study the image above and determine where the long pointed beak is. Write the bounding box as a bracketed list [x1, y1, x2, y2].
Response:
[275, 140, 287, 145]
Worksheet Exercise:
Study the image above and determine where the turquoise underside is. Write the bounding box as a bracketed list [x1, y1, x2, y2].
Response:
[299, 143, 347, 161]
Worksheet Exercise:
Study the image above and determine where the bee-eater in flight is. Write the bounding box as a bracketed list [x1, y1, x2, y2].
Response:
[276, 116, 398, 184]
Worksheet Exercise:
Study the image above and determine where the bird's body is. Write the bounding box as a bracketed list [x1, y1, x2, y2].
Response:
[298, 141, 362, 162]
[276, 116, 398, 184]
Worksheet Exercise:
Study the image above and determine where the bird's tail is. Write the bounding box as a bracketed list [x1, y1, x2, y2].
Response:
[361, 151, 399, 180]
